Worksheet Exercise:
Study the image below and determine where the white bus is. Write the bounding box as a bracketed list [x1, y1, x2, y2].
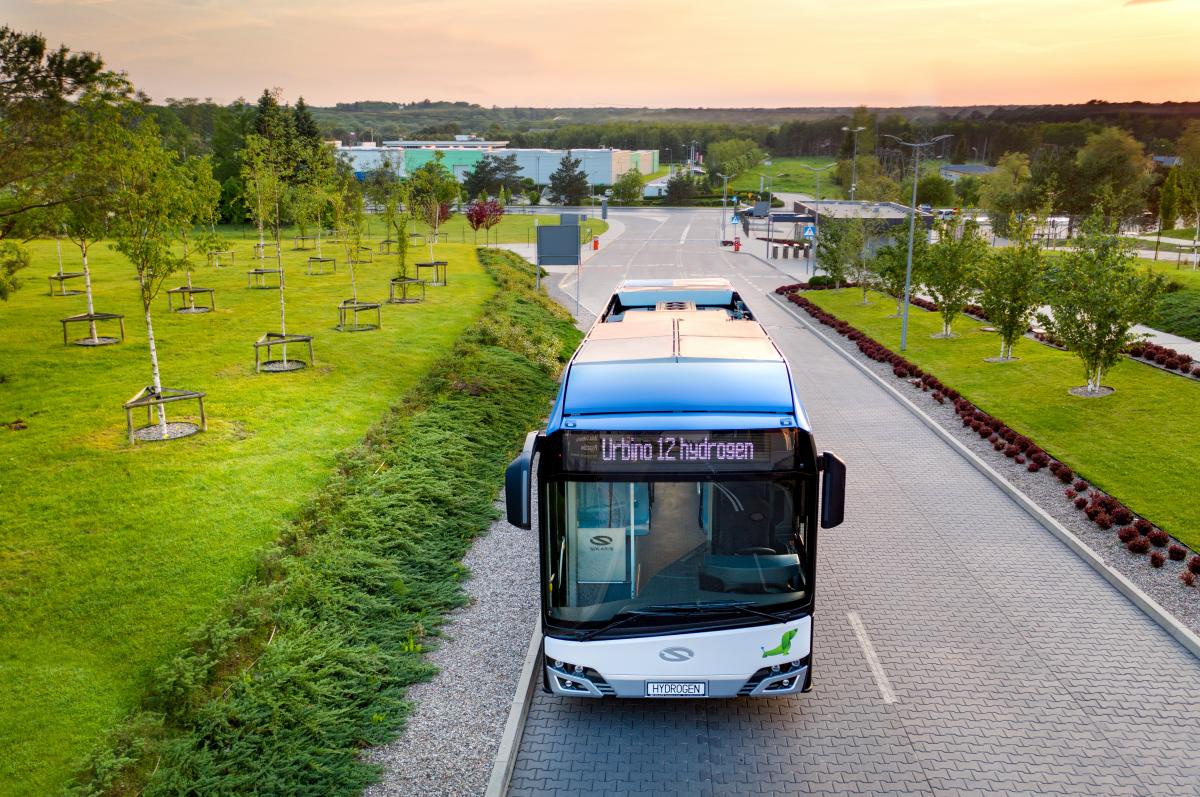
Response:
[506, 279, 846, 698]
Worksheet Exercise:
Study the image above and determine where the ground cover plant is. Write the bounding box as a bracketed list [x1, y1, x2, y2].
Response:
[787, 287, 1200, 549]
[64, 247, 578, 796]
[0, 234, 496, 795]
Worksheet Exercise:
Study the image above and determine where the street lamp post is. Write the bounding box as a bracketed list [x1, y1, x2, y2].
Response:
[842, 125, 866, 201]
[882, 133, 953, 352]
[717, 172, 730, 242]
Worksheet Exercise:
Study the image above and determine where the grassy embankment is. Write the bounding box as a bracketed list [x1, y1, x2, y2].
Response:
[0, 232, 538, 794]
[801, 288, 1200, 549]
[1037, 254, 1200, 341]
[62, 247, 578, 795]
[733, 157, 949, 200]
[1142, 261, 1200, 340]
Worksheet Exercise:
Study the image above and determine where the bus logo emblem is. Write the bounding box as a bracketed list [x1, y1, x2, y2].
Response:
[589, 535, 613, 546]
[659, 647, 694, 662]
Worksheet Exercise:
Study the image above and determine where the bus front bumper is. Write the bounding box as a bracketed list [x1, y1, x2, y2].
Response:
[544, 657, 811, 698]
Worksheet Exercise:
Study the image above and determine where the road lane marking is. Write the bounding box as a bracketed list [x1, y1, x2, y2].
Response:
[847, 611, 897, 704]
[679, 224, 691, 244]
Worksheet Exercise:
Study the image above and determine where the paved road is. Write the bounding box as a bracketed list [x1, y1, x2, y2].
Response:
[506, 209, 1200, 796]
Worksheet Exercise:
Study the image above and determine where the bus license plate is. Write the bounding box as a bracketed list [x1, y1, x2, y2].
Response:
[646, 682, 706, 697]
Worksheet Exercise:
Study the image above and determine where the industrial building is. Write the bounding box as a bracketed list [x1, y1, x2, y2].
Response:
[336, 137, 659, 186]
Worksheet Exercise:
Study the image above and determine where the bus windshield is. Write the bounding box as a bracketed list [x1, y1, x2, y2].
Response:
[543, 477, 809, 627]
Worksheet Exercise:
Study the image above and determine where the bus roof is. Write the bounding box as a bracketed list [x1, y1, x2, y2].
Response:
[547, 279, 810, 432]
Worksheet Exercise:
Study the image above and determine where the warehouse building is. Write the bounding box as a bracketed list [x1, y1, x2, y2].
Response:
[336, 139, 658, 186]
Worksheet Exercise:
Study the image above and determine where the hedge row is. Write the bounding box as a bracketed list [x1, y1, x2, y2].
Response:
[775, 285, 1196, 589]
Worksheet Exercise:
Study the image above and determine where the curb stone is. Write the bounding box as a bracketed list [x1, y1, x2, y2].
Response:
[484, 629, 542, 797]
[767, 290, 1200, 662]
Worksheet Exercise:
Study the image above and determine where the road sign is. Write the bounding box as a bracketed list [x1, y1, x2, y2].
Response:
[802, 225, 817, 239]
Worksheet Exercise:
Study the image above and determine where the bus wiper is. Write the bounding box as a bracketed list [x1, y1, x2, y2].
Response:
[641, 601, 788, 623]
[576, 608, 677, 642]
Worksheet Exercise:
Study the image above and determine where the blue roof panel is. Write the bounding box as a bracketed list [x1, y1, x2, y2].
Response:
[616, 289, 734, 307]
[563, 361, 795, 416]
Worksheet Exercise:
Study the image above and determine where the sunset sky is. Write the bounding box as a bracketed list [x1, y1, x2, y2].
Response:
[8, 0, 1200, 108]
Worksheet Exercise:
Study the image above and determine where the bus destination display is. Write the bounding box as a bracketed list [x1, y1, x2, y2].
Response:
[563, 430, 794, 473]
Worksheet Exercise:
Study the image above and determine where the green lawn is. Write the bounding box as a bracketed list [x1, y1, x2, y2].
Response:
[732, 156, 843, 198]
[217, 212, 607, 248]
[1159, 227, 1199, 241]
[1141, 259, 1200, 291]
[801, 289, 1200, 548]
[0, 236, 495, 796]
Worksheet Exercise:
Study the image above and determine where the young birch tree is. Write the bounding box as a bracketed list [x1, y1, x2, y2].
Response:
[838, 218, 873, 303]
[407, 154, 458, 260]
[924, 215, 987, 337]
[872, 222, 929, 317]
[241, 132, 297, 362]
[337, 175, 368, 305]
[174, 157, 221, 310]
[110, 119, 217, 436]
[976, 214, 1045, 361]
[1038, 213, 1166, 395]
[58, 89, 127, 336]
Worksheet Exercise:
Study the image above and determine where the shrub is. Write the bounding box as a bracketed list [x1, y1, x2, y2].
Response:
[1074, 479, 1088, 492]
[1127, 537, 1150, 554]
[1111, 507, 1133, 526]
[1065, 489, 1077, 499]
[1133, 518, 1153, 535]
[988, 434, 999, 444]
[1148, 530, 1170, 547]
[1094, 511, 1112, 530]
[1056, 467, 1073, 484]
[1117, 526, 1139, 543]
[1189, 556, 1200, 575]
[1027, 462, 1040, 472]
[1085, 504, 1102, 521]
[1182, 572, 1196, 588]
[993, 441, 1004, 451]
[1074, 496, 1088, 510]
[1015, 454, 1026, 464]
[1150, 552, 1165, 568]
[1169, 544, 1187, 561]
[1004, 445, 1019, 458]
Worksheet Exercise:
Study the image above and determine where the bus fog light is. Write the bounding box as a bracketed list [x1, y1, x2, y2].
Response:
[555, 660, 565, 669]
[574, 665, 584, 674]
[771, 664, 781, 673]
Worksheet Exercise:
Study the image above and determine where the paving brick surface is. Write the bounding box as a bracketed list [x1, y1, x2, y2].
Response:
[507, 211, 1200, 796]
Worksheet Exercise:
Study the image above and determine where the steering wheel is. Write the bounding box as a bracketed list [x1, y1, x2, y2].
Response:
[736, 547, 776, 556]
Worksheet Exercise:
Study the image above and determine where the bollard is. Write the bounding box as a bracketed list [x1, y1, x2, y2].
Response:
[782, 246, 790, 259]
[593, 236, 599, 251]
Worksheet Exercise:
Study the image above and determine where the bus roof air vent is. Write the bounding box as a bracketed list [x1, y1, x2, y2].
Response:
[657, 301, 696, 312]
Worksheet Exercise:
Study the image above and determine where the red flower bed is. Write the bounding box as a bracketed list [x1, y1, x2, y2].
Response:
[777, 284, 1193, 587]
[1126, 342, 1198, 378]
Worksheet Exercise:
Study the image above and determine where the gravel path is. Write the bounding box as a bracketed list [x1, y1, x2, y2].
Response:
[363, 502, 539, 797]
[789, 297, 1200, 637]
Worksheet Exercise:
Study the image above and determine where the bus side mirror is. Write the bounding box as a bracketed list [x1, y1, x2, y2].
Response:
[819, 451, 846, 529]
[505, 431, 539, 530]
